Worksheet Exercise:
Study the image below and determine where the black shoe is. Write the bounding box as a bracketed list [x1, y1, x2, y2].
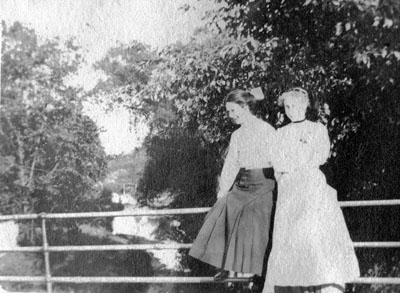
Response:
[249, 275, 264, 293]
[226, 281, 236, 291]
[214, 270, 230, 282]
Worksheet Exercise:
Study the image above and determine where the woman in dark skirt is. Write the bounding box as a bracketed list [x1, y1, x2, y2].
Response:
[189, 89, 276, 281]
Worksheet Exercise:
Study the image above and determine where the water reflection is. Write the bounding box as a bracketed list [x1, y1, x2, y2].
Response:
[111, 193, 181, 270]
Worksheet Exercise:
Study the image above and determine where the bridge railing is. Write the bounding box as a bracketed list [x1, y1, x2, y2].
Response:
[1, 199, 400, 293]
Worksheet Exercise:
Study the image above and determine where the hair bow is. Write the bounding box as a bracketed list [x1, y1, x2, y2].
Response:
[250, 87, 264, 100]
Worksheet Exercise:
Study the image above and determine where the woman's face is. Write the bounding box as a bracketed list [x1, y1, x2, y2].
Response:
[226, 102, 252, 125]
[284, 96, 307, 122]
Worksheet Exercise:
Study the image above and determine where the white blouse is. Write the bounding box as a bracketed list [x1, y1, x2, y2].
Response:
[272, 120, 330, 173]
[219, 119, 276, 194]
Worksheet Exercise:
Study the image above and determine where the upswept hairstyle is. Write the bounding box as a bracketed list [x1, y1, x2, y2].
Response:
[277, 87, 310, 108]
[224, 89, 259, 116]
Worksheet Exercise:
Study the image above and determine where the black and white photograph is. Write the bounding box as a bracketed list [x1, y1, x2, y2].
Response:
[1, 0, 400, 292]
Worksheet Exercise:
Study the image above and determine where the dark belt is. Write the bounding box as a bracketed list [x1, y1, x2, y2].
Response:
[235, 168, 275, 188]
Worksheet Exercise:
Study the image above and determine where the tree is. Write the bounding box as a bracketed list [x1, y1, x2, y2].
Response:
[1, 21, 107, 216]
[1, 22, 155, 293]
[88, 41, 158, 127]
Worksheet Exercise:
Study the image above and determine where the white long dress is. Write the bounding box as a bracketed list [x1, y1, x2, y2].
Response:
[263, 120, 360, 293]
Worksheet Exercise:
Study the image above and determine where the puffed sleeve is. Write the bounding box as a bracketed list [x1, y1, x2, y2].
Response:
[308, 123, 331, 167]
[219, 132, 241, 195]
[270, 127, 289, 172]
[261, 123, 276, 163]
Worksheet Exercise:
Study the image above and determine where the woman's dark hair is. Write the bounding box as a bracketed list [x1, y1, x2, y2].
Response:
[224, 89, 259, 116]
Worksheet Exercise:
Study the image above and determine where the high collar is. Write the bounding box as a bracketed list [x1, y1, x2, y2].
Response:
[291, 118, 307, 124]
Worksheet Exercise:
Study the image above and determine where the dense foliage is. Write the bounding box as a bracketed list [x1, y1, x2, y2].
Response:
[1, 21, 107, 215]
[209, 0, 400, 201]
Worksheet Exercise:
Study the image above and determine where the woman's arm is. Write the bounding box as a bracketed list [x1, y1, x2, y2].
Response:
[270, 128, 293, 173]
[218, 132, 240, 198]
[308, 123, 331, 167]
[262, 123, 277, 166]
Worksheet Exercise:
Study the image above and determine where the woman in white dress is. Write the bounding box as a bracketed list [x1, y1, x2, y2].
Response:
[189, 89, 276, 282]
[263, 88, 360, 293]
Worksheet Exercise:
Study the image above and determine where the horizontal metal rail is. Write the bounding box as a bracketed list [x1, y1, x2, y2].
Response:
[0, 276, 400, 285]
[0, 199, 400, 221]
[350, 277, 400, 284]
[353, 242, 400, 248]
[339, 199, 400, 207]
[2, 242, 400, 253]
[0, 243, 192, 252]
[0, 207, 212, 221]
[0, 276, 248, 283]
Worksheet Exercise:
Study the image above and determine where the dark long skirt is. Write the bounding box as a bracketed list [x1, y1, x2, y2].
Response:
[189, 168, 275, 275]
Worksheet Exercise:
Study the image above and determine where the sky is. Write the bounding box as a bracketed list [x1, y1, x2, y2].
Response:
[1, 0, 209, 154]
